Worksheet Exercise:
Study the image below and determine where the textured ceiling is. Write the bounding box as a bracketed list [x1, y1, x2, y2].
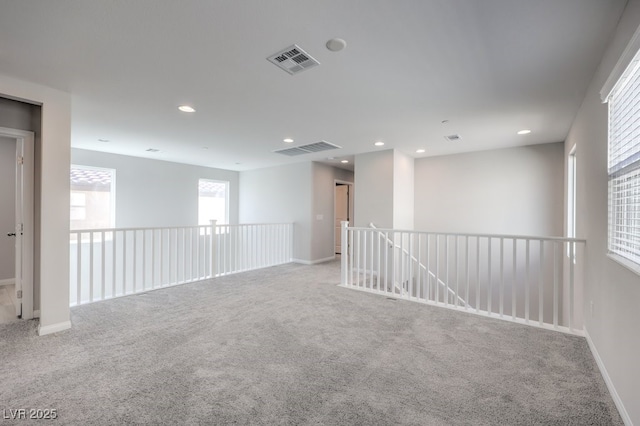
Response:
[0, 0, 627, 171]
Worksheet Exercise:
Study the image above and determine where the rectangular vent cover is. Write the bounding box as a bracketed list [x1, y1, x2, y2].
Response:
[274, 141, 341, 156]
[444, 134, 462, 142]
[267, 44, 320, 75]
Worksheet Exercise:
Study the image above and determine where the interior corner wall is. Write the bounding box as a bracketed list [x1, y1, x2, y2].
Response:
[564, 0, 640, 422]
[354, 150, 394, 228]
[311, 162, 354, 261]
[414, 143, 564, 236]
[71, 149, 239, 228]
[0, 74, 71, 333]
[393, 150, 414, 230]
[239, 162, 313, 262]
[0, 137, 16, 281]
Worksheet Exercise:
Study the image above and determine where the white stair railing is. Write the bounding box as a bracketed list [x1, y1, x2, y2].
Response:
[70, 222, 293, 306]
[340, 222, 586, 335]
[369, 223, 469, 307]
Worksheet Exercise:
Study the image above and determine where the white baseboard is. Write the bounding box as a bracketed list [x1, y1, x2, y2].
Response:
[585, 329, 632, 425]
[293, 256, 335, 265]
[38, 320, 71, 336]
[0, 278, 15, 286]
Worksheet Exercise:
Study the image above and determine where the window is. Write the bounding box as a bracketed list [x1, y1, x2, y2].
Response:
[198, 179, 228, 225]
[70, 165, 115, 230]
[607, 52, 640, 267]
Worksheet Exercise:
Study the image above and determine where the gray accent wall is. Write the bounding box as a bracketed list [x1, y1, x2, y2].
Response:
[0, 136, 16, 281]
[565, 0, 640, 422]
[414, 143, 564, 236]
[71, 149, 240, 228]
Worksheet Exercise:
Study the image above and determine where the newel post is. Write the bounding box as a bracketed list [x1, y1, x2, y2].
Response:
[341, 221, 349, 286]
[210, 220, 217, 277]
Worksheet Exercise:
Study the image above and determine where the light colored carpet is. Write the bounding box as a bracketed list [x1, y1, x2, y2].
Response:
[0, 261, 622, 425]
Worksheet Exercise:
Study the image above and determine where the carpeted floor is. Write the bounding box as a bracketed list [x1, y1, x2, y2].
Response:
[0, 260, 622, 425]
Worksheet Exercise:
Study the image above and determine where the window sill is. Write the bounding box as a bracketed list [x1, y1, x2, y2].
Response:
[607, 252, 640, 277]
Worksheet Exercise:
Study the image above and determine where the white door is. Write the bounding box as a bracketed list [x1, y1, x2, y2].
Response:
[335, 184, 350, 254]
[1, 127, 34, 320]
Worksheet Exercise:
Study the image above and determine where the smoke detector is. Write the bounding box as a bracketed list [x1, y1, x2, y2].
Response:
[267, 44, 320, 75]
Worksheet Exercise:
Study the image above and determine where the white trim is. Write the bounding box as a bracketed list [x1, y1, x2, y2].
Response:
[33, 309, 40, 318]
[584, 329, 632, 425]
[608, 252, 640, 277]
[293, 256, 335, 265]
[37, 320, 71, 336]
[0, 278, 15, 286]
[601, 22, 640, 102]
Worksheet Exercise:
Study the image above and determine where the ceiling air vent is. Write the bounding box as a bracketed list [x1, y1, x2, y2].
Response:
[444, 134, 462, 142]
[274, 140, 341, 156]
[267, 44, 320, 75]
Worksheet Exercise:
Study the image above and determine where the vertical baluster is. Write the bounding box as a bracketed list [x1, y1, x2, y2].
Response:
[89, 231, 94, 303]
[409, 233, 415, 298]
[487, 237, 492, 315]
[383, 231, 389, 292]
[123, 230, 127, 294]
[370, 230, 375, 290]
[435, 234, 440, 304]
[426, 234, 431, 301]
[512, 239, 517, 320]
[476, 237, 480, 313]
[77, 231, 82, 305]
[525, 239, 530, 323]
[417, 234, 422, 299]
[390, 232, 395, 294]
[499, 237, 504, 317]
[101, 231, 106, 301]
[152, 229, 156, 287]
[133, 230, 137, 292]
[569, 241, 575, 332]
[444, 235, 449, 306]
[455, 235, 459, 308]
[112, 231, 117, 296]
[377, 229, 382, 292]
[349, 228, 354, 286]
[362, 229, 368, 288]
[142, 230, 147, 289]
[539, 240, 544, 326]
[465, 236, 470, 309]
[356, 230, 361, 287]
[400, 233, 406, 296]
[553, 242, 559, 328]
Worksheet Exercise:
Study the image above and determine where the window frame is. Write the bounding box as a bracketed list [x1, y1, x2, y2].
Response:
[198, 178, 229, 226]
[70, 164, 116, 230]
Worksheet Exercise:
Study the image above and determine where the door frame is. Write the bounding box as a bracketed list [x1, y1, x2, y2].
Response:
[334, 180, 354, 255]
[0, 127, 34, 320]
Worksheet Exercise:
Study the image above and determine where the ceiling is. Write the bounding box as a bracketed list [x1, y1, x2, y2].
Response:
[0, 0, 627, 171]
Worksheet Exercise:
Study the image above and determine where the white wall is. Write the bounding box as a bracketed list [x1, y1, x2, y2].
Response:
[0, 74, 72, 334]
[354, 150, 394, 228]
[240, 162, 313, 262]
[565, 1, 640, 422]
[414, 143, 564, 236]
[0, 137, 16, 281]
[393, 150, 414, 230]
[71, 149, 239, 228]
[311, 162, 354, 261]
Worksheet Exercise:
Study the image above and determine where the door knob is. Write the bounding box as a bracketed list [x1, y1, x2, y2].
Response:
[7, 233, 16, 237]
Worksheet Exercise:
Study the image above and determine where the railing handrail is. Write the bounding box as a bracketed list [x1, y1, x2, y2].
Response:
[70, 223, 293, 234]
[361, 223, 586, 243]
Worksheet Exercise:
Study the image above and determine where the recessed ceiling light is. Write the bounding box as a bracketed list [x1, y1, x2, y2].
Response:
[374, 141, 385, 146]
[326, 38, 347, 52]
[283, 138, 294, 143]
[341, 160, 349, 164]
[97, 138, 109, 143]
[416, 149, 426, 154]
[178, 105, 196, 113]
[517, 129, 531, 135]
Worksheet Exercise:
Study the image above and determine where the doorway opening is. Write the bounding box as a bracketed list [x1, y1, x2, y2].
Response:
[334, 181, 354, 255]
[0, 127, 34, 324]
